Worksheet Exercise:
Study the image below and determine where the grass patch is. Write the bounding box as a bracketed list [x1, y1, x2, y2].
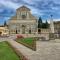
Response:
[0, 41, 20, 60]
[16, 38, 36, 51]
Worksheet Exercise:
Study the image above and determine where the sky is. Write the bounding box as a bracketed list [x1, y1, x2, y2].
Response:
[0, 0, 60, 25]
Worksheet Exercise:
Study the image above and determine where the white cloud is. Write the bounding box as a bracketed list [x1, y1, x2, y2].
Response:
[0, 0, 19, 9]
[27, 5, 45, 17]
[53, 19, 60, 21]
[23, 0, 34, 4]
[0, 0, 60, 21]
[51, 7, 59, 10]
[48, 19, 60, 23]
[53, 0, 60, 4]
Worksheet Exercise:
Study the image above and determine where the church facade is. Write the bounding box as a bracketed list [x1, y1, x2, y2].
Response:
[8, 6, 38, 34]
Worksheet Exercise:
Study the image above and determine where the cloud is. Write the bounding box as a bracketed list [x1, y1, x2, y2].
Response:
[53, 19, 60, 21]
[0, 0, 60, 25]
[0, 0, 19, 9]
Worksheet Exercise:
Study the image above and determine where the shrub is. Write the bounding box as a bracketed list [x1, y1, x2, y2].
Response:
[16, 35, 24, 39]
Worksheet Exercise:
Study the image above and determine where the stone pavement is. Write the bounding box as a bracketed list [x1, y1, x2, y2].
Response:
[36, 41, 60, 60]
[0, 39, 6, 42]
[7, 40, 35, 60]
[0, 37, 9, 42]
[7, 39, 60, 60]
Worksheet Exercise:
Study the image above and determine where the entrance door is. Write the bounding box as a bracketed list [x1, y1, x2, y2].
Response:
[29, 29, 31, 34]
[16, 30, 18, 34]
[38, 29, 41, 34]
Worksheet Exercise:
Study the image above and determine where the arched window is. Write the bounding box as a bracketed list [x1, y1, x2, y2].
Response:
[21, 11, 27, 19]
[22, 15, 26, 19]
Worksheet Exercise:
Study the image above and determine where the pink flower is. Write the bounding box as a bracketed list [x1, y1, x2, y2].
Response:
[17, 35, 24, 38]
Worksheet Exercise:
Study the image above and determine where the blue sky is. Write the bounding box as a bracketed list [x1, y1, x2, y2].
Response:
[0, 0, 60, 25]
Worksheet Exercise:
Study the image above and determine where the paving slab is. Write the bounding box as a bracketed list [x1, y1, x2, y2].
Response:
[7, 40, 60, 60]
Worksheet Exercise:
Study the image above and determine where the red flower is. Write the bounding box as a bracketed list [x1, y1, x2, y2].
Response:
[17, 35, 24, 38]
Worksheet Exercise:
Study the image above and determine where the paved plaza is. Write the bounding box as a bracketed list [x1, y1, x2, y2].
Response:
[0, 2, 60, 60]
[5, 39, 60, 60]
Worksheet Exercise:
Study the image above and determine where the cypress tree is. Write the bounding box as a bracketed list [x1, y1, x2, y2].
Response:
[45, 20, 49, 28]
[38, 17, 42, 28]
[4, 21, 7, 26]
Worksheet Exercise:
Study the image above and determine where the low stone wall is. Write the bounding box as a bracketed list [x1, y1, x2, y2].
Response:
[41, 29, 50, 34]
[7, 41, 28, 60]
[9, 34, 50, 40]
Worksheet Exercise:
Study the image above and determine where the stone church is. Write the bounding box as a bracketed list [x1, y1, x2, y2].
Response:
[0, 5, 60, 39]
[8, 6, 38, 34]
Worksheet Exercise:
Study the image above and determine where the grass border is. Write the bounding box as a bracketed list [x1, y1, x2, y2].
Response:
[16, 38, 36, 51]
[0, 41, 21, 60]
[6, 41, 28, 60]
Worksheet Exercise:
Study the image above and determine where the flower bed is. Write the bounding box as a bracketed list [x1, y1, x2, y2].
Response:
[16, 34, 24, 39]
[16, 38, 36, 51]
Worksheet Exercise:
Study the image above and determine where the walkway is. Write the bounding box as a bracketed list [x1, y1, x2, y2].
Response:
[0, 37, 9, 42]
[7, 40, 35, 60]
[7, 39, 60, 60]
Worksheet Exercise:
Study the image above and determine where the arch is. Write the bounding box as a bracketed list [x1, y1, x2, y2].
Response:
[0, 31, 2, 36]
[38, 29, 41, 34]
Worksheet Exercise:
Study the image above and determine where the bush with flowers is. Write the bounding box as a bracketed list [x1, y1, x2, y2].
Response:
[16, 34, 24, 39]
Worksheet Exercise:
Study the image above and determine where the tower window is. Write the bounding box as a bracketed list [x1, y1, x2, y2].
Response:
[22, 15, 26, 19]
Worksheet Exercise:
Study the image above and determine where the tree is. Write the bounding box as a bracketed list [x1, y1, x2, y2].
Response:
[4, 21, 7, 26]
[42, 20, 49, 28]
[38, 17, 42, 28]
[45, 20, 49, 28]
[42, 23, 46, 28]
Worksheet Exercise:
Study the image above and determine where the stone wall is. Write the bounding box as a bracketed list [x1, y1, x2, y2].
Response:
[41, 29, 50, 34]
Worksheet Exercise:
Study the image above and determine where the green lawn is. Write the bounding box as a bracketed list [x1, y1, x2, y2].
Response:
[16, 38, 36, 50]
[0, 41, 20, 60]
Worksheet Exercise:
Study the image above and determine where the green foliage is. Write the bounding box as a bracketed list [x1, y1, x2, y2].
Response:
[42, 23, 46, 28]
[42, 20, 49, 28]
[16, 38, 36, 50]
[0, 42, 20, 60]
[38, 17, 49, 29]
[4, 21, 7, 26]
[38, 17, 42, 28]
[45, 20, 49, 28]
[17, 38, 33, 45]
